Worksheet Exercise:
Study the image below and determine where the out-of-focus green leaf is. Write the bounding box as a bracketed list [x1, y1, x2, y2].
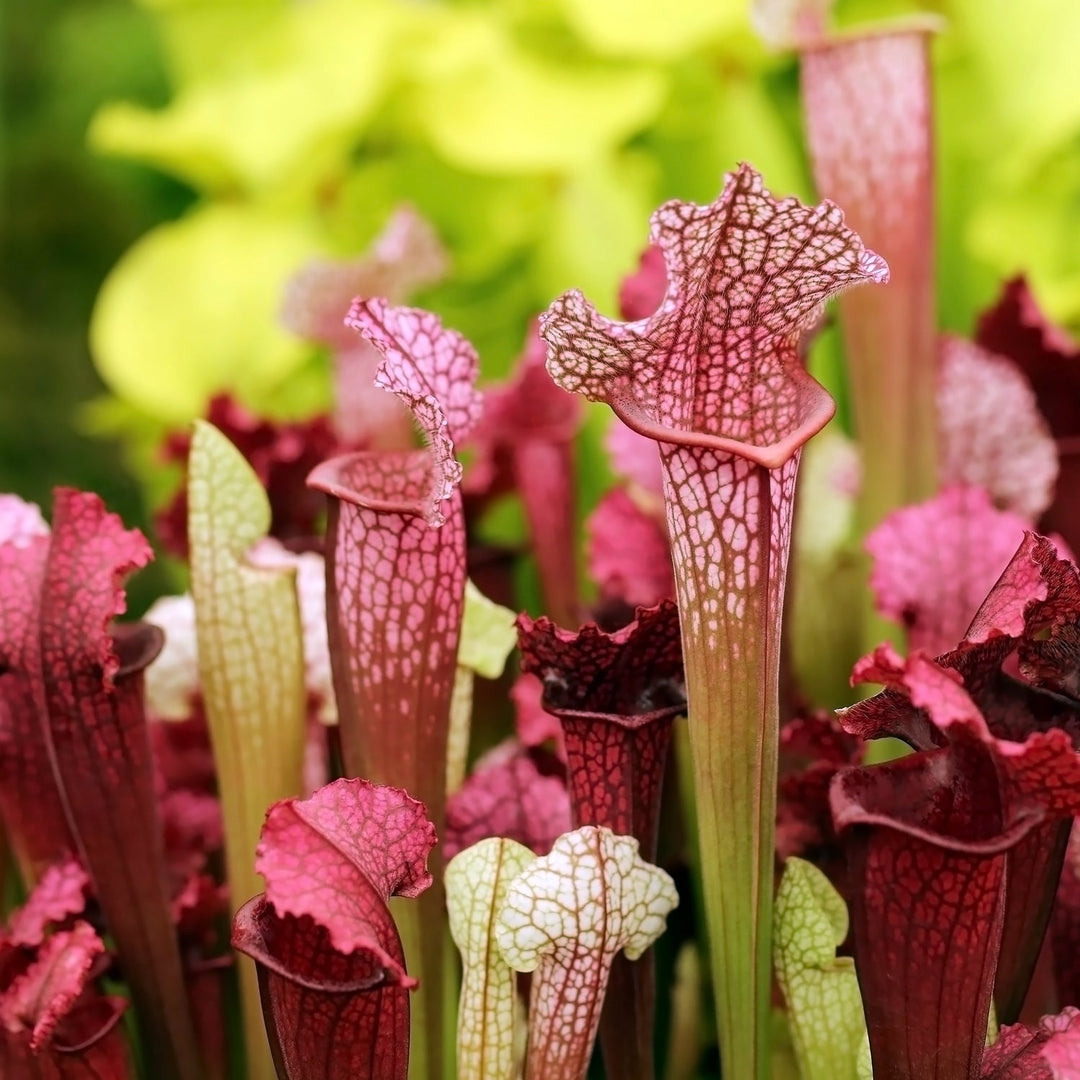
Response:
[90, 0, 406, 194]
[707, 74, 808, 198]
[141, 2, 287, 89]
[132, 0, 279, 9]
[553, 0, 743, 59]
[932, 0, 1080, 332]
[577, 401, 617, 517]
[645, 59, 809, 207]
[459, 580, 518, 680]
[949, 0, 1080, 163]
[334, 150, 549, 280]
[965, 141, 1080, 327]
[329, 151, 553, 374]
[79, 396, 174, 509]
[534, 150, 658, 315]
[788, 431, 865, 708]
[447, 582, 518, 792]
[406, 13, 665, 174]
[90, 203, 317, 422]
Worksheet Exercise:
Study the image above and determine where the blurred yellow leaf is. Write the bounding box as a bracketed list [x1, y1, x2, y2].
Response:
[966, 145, 1080, 326]
[90, 0, 405, 193]
[334, 150, 550, 280]
[535, 151, 658, 315]
[950, 0, 1080, 163]
[554, 0, 744, 59]
[407, 15, 665, 174]
[646, 60, 809, 207]
[90, 204, 316, 422]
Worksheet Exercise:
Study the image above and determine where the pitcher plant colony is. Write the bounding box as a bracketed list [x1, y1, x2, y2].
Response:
[3, 0, 1080, 1078]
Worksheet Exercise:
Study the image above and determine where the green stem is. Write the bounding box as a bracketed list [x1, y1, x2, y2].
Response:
[237, 962, 275, 1080]
[685, 641, 778, 1080]
[394, 887, 445, 1080]
[663, 451, 792, 1080]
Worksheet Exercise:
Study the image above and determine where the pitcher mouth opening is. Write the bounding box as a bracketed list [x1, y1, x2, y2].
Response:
[610, 383, 836, 471]
[308, 447, 440, 521]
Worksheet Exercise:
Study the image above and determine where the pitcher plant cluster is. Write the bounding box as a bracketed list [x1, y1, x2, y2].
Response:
[5, 5, 1080, 1080]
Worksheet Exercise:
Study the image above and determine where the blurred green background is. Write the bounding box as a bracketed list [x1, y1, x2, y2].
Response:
[1, 0, 190, 602]
[3, 0, 1079, 611]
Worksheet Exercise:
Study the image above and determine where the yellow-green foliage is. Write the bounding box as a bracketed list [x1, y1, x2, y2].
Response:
[90, 0, 1080, 466]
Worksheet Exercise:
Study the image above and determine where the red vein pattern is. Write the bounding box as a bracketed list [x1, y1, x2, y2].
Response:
[233, 780, 436, 1080]
[982, 1007, 1080, 1079]
[542, 165, 879, 459]
[495, 827, 678, 1080]
[831, 745, 1044, 1080]
[0, 921, 134, 1077]
[866, 486, 1033, 655]
[343, 298, 482, 526]
[801, 23, 938, 527]
[845, 630, 1080, 1024]
[234, 901, 412, 1080]
[308, 301, 480, 1079]
[444, 741, 570, 862]
[964, 534, 1052, 645]
[0, 519, 75, 881]
[308, 302, 479, 812]
[1051, 825, 1080, 1011]
[0, 490, 201, 1080]
[517, 600, 684, 855]
[541, 162, 886, 1080]
[1010, 538, 1080, 700]
[517, 599, 684, 1080]
[842, 531, 1080, 1028]
[309, 449, 465, 805]
[281, 207, 445, 448]
[256, 779, 435, 964]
